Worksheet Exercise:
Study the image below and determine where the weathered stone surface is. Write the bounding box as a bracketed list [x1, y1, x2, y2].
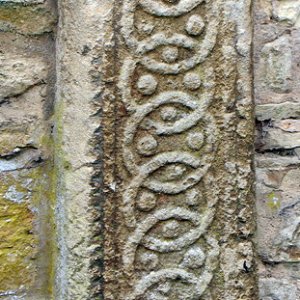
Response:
[274, 119, 300, 132]
[0, 55, 50, 156]
[6, 0, 300, 298]
[260, 35, 292, 92]
[0, 0, 44, 3]
[100, 1, 257, 299]
[53, 1, 112, 299]
[0, 171, 36, 294]
[256, 102, 300, 121]
[254, 0, 300, 296]
[0, 55, 48, 100]
[254, 0, 300, 105]
[256, 166, 300, 261]
[0, 1, 56, 298]
[257, 127, 300, 150]
[259, 278, 298, 300]
[0, 161, 55, 299]
[0, 1, 56, 35]
[273, 0, 300, 27]
[256, 153, 300, 168]
[256, 155, 300, 297]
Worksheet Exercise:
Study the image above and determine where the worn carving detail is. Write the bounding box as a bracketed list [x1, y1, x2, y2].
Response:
[117, 0, 219, 298]
[102, 0, 256, 299]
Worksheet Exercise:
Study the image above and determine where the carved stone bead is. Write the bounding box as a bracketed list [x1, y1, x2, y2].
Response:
[162, 220, 181, 238]
[186, 188, 201, 206]
[137, 191, 157, 211]
[164, 164, 187, 180]
[139, 252, 159, 270]
[137, 135, 158, 156]
[182, 246, 206, 269]
[186, 15, 205, 36]
[137, 74, 158, 95]
[162, 46, 179, 63]
[183, 72, 202, 90]
[160, 106, 178, 122]
[186, 132, 204, 150]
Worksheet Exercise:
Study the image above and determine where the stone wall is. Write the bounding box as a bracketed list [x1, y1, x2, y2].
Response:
[0, 0, 299, 299]
[0, 0, 57, 299]
[254, 0, 300, 299]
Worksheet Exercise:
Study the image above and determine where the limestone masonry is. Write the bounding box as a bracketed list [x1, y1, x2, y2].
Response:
[0, 0, 299, 299]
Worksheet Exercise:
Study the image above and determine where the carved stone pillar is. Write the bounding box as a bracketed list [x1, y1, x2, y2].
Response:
[102, 1, 257, 299]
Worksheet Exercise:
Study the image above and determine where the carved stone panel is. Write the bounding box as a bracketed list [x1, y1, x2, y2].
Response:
[103, 1, 256, 299]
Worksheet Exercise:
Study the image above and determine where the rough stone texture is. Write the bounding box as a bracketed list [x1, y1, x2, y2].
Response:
[254, 0, 300, 298]
[102, 1, 257, 299]
[0, 0, 56, 299]
[0, 1, 45, 3]
[6, 0, 300, 299]
[54, 1, 112, 299]
[0, 1, 56, 35]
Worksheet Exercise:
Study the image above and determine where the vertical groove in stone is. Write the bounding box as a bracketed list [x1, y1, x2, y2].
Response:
[103, 0, 258, 299]
[102, 1, 120, 299]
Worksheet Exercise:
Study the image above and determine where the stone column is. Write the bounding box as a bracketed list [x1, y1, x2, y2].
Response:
[102, 1, 257, 299]
[254, 0, 300, 298]
[54, 0, 113, 299]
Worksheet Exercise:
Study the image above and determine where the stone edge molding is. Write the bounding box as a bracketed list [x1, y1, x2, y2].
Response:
[53, 0, 113, 299]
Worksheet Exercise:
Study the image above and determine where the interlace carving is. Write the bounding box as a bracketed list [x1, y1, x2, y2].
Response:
[118, 1, 220, 298]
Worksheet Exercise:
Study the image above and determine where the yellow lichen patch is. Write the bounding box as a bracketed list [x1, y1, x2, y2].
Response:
[0, 173, 37, 293]
[266, 191, 281, 211]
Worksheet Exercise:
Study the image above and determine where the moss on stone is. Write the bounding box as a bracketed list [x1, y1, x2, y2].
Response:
[0, 173, 36, 292]
[33, 132, 58, 297]
[0, 126, 59, 295]
[39, 97, 67, 298]
[0, 3, 57, 35]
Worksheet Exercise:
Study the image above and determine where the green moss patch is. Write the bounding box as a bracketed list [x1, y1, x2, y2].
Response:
[0, 173, 36, 292]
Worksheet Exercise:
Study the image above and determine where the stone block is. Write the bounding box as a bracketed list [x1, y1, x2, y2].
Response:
[257, 126, 300, 151]
[0, 3, 56, 296]
[273, 0, 300, 27]
[259, 278, 298, 300]
[261, 35, 292, 92]
[0, 1, 56, 35]
[0, 55, 48, 100]
[256, 102, 300, 121]
[256, 165, 300, 262]
[254, 0, 300, 105]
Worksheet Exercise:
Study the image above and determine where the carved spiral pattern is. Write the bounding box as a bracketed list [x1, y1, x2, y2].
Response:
[120, 0, 219, 298]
